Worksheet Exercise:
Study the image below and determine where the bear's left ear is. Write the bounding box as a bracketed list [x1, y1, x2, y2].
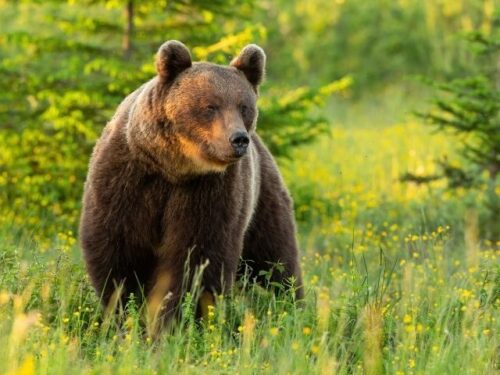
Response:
[156, 40, 192, 84]
[230, 44, 266, 89]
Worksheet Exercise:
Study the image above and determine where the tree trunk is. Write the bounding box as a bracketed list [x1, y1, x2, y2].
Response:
[495, 51, 500, 91]
[122, 1, 134, 60]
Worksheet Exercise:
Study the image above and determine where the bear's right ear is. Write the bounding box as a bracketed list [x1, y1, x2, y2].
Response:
[155, 40, 192, 84]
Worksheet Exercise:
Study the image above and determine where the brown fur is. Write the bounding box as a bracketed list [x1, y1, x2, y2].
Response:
[79, 41, 303, 333]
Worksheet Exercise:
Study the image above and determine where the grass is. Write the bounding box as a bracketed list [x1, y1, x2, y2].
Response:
[1, 119, 499, 374]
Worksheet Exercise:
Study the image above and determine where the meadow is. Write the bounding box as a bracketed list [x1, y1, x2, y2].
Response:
[1, 113, 498, 374]
[1, 1, 499, 374]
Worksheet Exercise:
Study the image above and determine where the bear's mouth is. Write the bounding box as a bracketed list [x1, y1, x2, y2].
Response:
[202, 143, 246, 166]
[205, 152, 242, 166]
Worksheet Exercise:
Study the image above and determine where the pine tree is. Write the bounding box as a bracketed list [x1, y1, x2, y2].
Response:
[404, 16, 500, 239]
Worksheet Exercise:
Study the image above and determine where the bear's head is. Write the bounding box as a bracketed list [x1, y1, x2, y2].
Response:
[127, 40, 266, 181]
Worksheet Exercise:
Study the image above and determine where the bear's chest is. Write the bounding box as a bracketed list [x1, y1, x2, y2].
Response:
[160, 153, 259, 242]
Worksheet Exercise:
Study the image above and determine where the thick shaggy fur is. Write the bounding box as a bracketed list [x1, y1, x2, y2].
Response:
[79, 41, 303, 331]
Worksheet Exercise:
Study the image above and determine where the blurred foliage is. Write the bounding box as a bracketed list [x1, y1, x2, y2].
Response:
[258, 0, 496, 92]
[259, 77, 352, 157]
[416, 34, 500, 182]
[405, 17, 499, 238]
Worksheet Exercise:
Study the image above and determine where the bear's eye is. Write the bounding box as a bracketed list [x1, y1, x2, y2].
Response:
[239, 104, 249, 116]
[201, 105, 219, 120]
[205, 105, 219, 114]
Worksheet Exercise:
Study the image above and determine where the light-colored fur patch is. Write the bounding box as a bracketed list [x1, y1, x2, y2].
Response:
[147, 270, 173, 338]
[178, 135, 227, 173]
[243, 143, 260, 231]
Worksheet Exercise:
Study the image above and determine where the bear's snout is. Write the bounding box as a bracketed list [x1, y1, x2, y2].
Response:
[230, 131, 250, 157]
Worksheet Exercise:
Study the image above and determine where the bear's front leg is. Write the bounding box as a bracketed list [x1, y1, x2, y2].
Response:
[147, 216, 242, 334]
[79, 175, 162, 308]
[80, 222, 158, 311]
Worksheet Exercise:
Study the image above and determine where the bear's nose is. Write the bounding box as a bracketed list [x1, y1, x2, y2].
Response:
[230, 131, 250, 157]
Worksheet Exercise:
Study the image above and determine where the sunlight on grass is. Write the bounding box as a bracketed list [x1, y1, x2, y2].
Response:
[1, 121, 498, 374]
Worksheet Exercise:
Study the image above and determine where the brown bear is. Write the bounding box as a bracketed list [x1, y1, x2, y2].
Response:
[79, 40, 303, 332]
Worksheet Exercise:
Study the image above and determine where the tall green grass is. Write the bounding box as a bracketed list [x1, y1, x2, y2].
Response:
[1, 121, 498, 374]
